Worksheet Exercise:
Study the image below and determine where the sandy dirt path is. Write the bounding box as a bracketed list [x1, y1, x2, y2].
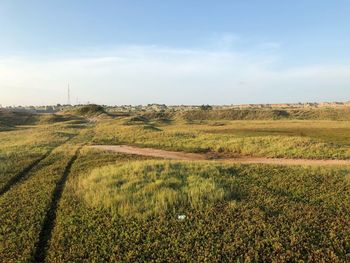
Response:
[91, 145, 207, 160]
[90, 145, 350, 166]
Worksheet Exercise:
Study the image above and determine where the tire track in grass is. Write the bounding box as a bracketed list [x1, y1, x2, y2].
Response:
[0, 136, 74, 196]
[33, 146, 82, 262]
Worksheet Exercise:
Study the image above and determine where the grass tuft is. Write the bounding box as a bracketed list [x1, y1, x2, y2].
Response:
[78, 161, 237, 218]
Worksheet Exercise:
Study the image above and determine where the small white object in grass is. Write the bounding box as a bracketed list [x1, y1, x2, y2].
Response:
[177, 214, 186, 220]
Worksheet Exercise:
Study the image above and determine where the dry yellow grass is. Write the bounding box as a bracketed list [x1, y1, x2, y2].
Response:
[78, 161, 232, 218]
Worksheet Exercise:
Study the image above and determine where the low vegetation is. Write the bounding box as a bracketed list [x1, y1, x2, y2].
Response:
[0, 143, 80, 262]
[78, 161, 234, 217]
[0, 111, 38, 126]
[180, 107, 350, 121]
[0, 126, 75, 190]
[47, 149, 350, 261]
[69, 104, 108, 117]
[93, 118, 350, 159]
[1, 105, 350, 262]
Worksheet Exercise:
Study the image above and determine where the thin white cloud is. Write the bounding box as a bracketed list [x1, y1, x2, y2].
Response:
[257, 42, 282, 50]
[0, 44, 349, 106]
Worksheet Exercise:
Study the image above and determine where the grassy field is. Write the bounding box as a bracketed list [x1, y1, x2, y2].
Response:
[1, 106, 350, 262]
[47, 153, 350, 262]
[93, 118, 350, 159]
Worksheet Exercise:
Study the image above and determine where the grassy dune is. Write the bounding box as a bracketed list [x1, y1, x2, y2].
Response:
[180, 107, 350, 121]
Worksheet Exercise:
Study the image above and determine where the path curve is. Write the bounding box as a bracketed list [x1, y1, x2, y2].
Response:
[90, 145, 350, 167]
[91, 145, 206, 161]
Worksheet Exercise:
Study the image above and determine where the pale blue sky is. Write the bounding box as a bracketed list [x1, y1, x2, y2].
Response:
[0, 0, 350, 105]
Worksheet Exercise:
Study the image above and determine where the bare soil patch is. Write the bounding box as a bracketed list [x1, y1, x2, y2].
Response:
[90, 145, 350, 166]
[91, 145, 206, 161]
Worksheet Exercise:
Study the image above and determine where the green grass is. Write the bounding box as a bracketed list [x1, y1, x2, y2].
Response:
[67, 104, 108, 117]
[0, 126, 76, 189]
[46, 148, 350, 261]
[93, 118, 350, 159]
[180, 107, 350, 121]
[0, 111, 38, 126]
[78, 161, 235, 217]
[0, 143, 80, 262]
[1, 107, 350, 262]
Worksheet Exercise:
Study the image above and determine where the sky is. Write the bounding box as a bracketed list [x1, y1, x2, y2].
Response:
[0, 0, 350, 106]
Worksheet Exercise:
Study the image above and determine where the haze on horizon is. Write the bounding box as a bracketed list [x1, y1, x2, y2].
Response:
[1, 0, 350, 106]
